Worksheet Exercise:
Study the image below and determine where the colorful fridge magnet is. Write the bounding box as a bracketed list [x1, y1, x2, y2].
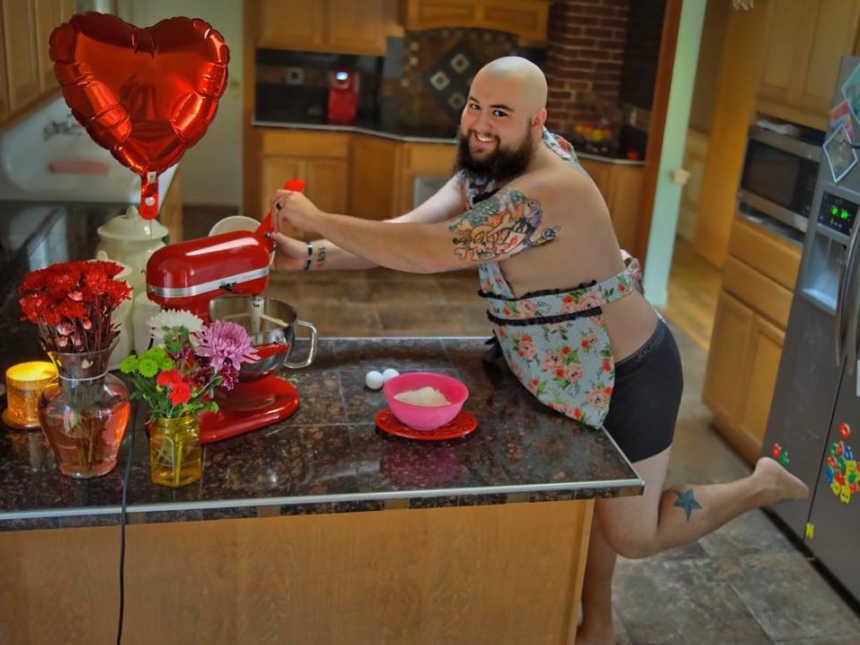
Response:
[841, 61, 860, 125]
[840, 422, 851, 439]
[825, 440, 858, 504]
[823, 123, 858, 183]
[771, 443, 790, 466]
[830, 100, 856, 142]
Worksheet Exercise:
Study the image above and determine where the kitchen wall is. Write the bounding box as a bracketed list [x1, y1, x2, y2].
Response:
[544, 0, 629, 135]
[116, 0, 243, 208]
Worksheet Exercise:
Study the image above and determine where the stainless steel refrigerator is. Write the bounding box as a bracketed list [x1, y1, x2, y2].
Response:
[763, 56, 860, 602]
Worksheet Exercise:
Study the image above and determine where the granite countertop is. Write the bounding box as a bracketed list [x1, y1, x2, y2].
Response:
[0, 337, 643, 531]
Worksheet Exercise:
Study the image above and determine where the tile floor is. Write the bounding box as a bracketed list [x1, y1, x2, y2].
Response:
[189, 209, 860, 644]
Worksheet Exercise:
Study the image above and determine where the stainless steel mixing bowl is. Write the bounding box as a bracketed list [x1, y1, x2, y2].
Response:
[208, 295, 318, 378]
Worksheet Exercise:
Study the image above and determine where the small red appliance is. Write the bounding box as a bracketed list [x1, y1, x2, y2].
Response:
[145, 180, 309, 443]
[327, 69, 359, 123]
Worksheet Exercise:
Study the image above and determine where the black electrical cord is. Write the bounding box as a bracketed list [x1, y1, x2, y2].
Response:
[116, 401, 137, 645]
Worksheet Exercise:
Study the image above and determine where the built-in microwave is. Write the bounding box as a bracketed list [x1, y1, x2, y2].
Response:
[738, 124, 822, 233]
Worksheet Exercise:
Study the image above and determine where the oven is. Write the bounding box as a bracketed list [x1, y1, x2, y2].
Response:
[738, 124, 822, 233]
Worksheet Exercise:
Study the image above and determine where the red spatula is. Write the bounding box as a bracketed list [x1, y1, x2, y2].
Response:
[257, 179, 306, 239]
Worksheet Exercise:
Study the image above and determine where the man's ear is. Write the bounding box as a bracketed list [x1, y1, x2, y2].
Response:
[533, 107, 547, 128]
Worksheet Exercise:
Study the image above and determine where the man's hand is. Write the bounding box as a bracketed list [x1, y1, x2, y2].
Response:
[272, 233, 311, 272]
[272, 189, 323, 235]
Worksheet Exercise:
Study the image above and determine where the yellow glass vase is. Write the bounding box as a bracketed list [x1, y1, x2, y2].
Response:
[147, 415, 202, 487]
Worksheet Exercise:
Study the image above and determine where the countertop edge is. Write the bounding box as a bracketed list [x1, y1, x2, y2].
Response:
[0, 476, 645, 523]
[252, 118, 645, 165]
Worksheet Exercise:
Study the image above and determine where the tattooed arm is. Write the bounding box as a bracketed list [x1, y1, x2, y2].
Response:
[274, 186, 559, 274]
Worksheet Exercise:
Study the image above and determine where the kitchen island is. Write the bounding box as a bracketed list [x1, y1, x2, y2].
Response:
[0, 337, 642, 645]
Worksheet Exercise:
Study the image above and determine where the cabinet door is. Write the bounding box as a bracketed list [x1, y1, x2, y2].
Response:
[34, 0, 63, 92]
[738, 315, 785, 446]
[326, 0, 387, 55]
[702, 290, 755, 424]
[350, 135, 400, 220]
[799, 0, 860, 118]
[758, 0, 860, 130]
[2, 0, 40, 112]
[257, 0, 325, 50]
[261, 156, 306, 238]
[0, 7, 9, 122]
[306, 159, 348, 216]
[606, 165, 644, 253]
[758, 0, 808, 106]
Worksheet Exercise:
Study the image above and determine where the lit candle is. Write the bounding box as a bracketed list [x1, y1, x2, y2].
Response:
[2, 361, 58, 430]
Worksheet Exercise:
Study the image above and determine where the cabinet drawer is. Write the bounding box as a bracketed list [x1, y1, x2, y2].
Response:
[729, 216, 801, 290]
[401, 143, 457, 173]
[261, 131, 350, 158]
[722, 256, 792, 328]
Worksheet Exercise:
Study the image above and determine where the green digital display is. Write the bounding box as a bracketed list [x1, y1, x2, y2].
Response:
[820, 192, 859, 234]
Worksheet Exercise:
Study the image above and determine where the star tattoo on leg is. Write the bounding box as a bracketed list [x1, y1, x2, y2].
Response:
[673, 489, 702, 520]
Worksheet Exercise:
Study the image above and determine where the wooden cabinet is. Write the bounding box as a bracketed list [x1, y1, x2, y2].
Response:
[703, 290, 785, 464]
[34, 0, 74, 92]
[0, 0, 73, 129]
[350, 134, 402, 220]
[401, 0, 552, 42]
[397, 142, 457, 214]
[2, 0, 40, 113]
[257, 130, 350, 239]
[578, 158, 645, 254]
[703, 291, 755, 426]
[0, 7, 8, 122]
[255, 0, 390, 55]
[703, 216, 801, 465]
[757, 0, 860, 131]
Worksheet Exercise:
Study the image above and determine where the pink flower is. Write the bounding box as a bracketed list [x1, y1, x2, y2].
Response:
[586, 387, 612, 407]
[193, 321, 260, 380]
[565, 363, 584, 383]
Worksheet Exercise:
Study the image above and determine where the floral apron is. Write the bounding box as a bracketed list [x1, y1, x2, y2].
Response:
[467, 129, 643, 428]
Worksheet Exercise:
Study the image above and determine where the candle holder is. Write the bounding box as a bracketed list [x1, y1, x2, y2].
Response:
[2, 361, 58, 430]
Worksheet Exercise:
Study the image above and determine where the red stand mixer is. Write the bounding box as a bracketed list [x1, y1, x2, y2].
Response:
[145, 182, 317, 443]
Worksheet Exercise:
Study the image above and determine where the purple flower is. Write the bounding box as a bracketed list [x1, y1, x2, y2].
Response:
[192, 321, 259, 379]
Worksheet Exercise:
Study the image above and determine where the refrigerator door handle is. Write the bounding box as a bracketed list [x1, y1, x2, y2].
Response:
[836, 220, 860, 366]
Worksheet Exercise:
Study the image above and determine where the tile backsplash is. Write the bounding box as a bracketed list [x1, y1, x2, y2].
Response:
[256, 29, 546, 134]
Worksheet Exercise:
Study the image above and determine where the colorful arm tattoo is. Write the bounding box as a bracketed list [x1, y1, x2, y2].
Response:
[447, 189, 558, 263]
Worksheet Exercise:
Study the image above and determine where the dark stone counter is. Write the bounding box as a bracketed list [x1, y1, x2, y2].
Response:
[0, 337, 643, 530]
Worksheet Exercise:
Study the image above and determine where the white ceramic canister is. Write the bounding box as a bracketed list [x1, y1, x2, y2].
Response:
[93, 252, 134, 370]
[96, 205, 168, 294]
[131, 291, 161, 355]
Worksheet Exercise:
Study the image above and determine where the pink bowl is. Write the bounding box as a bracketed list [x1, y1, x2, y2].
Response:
[383, 372, 469, 431]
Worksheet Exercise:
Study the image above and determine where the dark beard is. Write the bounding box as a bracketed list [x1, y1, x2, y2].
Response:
[453, 128, 533, 188]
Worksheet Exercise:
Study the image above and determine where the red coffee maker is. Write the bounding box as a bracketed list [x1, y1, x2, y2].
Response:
[328, 69, 359, 123]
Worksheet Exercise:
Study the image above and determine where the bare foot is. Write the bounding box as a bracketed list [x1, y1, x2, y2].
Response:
[754, 456, 810, 505]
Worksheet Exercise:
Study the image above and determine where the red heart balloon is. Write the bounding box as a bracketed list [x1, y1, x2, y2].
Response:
[49, 12, 229, 218]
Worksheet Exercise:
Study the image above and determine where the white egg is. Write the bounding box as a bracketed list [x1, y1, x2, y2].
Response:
[382, 368, 400, 383]
[365, 370, 384, 390]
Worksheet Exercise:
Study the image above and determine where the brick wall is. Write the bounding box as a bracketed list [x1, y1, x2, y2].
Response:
[545, 0, 630, 136]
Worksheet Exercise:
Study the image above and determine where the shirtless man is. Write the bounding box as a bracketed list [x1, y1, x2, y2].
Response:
[270, 56, 810, 644]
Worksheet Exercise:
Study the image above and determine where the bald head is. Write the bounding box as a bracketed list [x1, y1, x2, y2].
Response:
[473, 56, 548, 115]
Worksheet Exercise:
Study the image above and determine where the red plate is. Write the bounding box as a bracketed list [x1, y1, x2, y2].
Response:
[375, 408, 477, 441]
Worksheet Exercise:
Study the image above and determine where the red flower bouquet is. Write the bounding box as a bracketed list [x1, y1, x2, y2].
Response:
[18, 260, 132, 353]
[17, 261, 133, 478]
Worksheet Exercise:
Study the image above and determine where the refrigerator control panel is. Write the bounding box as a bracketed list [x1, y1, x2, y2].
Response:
[818, 192, 859, 235]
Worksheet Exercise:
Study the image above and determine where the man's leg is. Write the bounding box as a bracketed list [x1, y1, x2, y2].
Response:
[576, 521, 618, 645]
[599, 450, 810, 560]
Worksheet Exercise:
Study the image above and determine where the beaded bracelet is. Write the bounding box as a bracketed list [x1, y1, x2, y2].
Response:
[303, 241, 313, 271]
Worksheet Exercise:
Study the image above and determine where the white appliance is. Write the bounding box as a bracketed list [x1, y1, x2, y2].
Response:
[0, 97, 176, 206]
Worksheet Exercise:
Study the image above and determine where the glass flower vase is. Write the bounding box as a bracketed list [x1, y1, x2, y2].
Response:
[38, 345, 131, 478]
[147, 414, 202, 487]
